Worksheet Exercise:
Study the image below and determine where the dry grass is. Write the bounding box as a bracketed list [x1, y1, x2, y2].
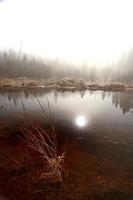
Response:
[0, 94, 65, 199]
[1, 77, 133, 91]
[20, 94, 65, 183]
[20, 120, 65, 182]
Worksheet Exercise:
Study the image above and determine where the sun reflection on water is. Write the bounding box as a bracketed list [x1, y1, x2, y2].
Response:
[75, 115, 87, 128]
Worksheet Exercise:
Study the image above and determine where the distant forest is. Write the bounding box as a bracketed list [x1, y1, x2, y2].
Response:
[0, 49, 133, 83]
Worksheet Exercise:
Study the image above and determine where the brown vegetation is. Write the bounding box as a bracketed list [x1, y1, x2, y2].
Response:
[0, 122, 65, 200]
[20, 119, 65, 182]
[1, 77, 133, 92]
[0, 130, 133, 199]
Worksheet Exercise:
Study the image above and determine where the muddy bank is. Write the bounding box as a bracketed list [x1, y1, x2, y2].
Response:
[1, 133, 133, 200]
[0, 77, 133, 91]
[0, 107, 133, 199]
[0, 135, 64, 200]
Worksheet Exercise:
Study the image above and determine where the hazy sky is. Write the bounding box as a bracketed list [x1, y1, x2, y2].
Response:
[0, 0, 133, 65]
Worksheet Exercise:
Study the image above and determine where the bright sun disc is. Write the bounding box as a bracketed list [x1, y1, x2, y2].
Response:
[75, 116, 86, 127]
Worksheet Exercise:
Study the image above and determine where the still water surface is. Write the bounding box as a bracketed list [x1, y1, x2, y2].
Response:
[0, 89, 133, 137]
[1, 89, 133, 199]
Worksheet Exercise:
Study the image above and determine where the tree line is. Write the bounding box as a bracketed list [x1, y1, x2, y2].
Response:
[0, 49, 133, 83]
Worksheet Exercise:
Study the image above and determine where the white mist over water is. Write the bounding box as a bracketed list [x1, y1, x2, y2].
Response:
[0, 0, 133, 66]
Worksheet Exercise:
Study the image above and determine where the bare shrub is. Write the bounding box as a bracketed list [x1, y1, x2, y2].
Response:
[20, 95, 65, 183]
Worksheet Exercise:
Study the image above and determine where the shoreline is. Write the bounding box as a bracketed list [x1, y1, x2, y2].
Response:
[0, 77, 133, 92]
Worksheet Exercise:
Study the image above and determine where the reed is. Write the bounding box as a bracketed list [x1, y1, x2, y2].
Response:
[20, 94, 65, 182]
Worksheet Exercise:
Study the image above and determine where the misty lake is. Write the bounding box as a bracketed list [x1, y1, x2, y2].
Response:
[0, 89, 133, 200]
[0, 89, 133, 137]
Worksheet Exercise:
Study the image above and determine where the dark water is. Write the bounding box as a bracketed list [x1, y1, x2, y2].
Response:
[0, 89, 133, 137]
[1, 89, 133, 199]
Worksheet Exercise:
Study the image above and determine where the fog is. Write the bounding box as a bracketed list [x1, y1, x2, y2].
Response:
[0, 0, 133, 66]
[0, 0, 133, 82]
[0, 49, 133, 83]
